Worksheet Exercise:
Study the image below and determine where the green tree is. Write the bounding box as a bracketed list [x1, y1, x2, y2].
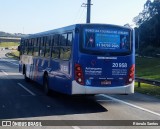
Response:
[133, 0, 160, 56]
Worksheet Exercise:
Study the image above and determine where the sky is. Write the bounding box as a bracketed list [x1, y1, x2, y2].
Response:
[0, 0, 147, 34]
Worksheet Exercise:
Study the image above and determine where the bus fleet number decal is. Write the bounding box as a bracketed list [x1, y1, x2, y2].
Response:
[112, 63, 127, 68]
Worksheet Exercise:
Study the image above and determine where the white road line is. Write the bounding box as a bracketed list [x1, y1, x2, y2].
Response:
[0, 58, 19, 66]
[96, 100, 113, 102]
[100, 94, 160, 117]
[72, 126, 81, 129]
[17, 83, 36, 96]
[1, 70, 8, 75]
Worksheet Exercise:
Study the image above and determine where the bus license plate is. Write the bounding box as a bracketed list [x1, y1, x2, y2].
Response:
[101, 80, 111, 85]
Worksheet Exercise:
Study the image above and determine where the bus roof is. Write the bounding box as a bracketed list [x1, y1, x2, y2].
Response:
[22, 23, 132, 39]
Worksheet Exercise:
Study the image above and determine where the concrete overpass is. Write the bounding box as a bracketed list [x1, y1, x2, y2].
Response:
[0, 37, 21, 43]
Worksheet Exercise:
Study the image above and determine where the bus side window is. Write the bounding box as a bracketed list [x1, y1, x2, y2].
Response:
[60, 34, 67, 46]
[60, 47, 71, 60]
[54, 34, 59, 46]
[20, 39, 24, 54]
[52, 47, 59, 59]
[38, 37, 41, 56]
[31, 39, 34, 55]
[51, 35, 54, 46]
[24, 39, 28, 55]
[33, 38, 39, 56]
[45, 36, 51, 58]
[51, 34, 60, 59]
[67, 33, 73, 46]
[28, 39, 33, 55]
[60, 33, 72, 60]
[40, 37, 45, 57]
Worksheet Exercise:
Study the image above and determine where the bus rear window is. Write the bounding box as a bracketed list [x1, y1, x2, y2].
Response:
[82, 28, 131, 53]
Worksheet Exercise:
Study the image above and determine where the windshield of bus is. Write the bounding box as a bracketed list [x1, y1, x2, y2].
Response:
[81, 26, 132, 55]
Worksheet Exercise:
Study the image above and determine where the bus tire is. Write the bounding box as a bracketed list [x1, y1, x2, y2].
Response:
[43, 74, 50, 95]
[24, 67, 30, 82]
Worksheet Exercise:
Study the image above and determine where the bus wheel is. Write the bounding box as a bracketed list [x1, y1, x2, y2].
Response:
[43, 74, 50, 95]
[24, 67, 30, 82]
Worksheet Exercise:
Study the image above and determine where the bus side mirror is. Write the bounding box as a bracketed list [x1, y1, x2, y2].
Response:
[18, 45, 21, 51]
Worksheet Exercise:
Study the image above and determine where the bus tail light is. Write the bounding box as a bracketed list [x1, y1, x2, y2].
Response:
[127, 64, 135, 84]
[75, 64, 84, 85]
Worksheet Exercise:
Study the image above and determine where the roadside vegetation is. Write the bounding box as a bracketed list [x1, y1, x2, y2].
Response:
[134, 1, 160, 57]
[7, 51, 19, 59]
[0, 42, 19, 47]
[136, 57, 160, 81]
[133, 0, 160, 99]
[135, 82, 160, 99]
[0, 42, 20, 59]
[135, 56, 160, 98]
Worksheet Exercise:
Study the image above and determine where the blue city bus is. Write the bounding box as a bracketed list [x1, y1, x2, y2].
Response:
[19, 24, 135, 95]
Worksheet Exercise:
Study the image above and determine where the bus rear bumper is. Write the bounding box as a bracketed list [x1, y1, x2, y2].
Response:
[72, 81, 134, 95]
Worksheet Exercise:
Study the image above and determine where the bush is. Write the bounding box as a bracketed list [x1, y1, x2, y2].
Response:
[139, 45, 159, 57]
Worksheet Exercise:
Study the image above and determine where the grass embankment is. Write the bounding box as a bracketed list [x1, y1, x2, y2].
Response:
[0, 42, 20, 59]
[7, 51, 19, 59]
[0, 42, 19, 47]
[135, 57, 160, 98]
[135, 83, 160, 99]
[136, 57, 160, 81]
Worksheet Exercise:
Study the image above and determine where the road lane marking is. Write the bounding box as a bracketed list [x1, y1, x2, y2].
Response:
[1, 70, 8, 75]
[96, 100, 113, 102]
[100, 94, 160, 117]
[17, 83, 36, 96]
[0, 58, 19, 66]
[0, 70, 21, 76]
[6, 72, 22, 75]
[72, 126, 81, 129]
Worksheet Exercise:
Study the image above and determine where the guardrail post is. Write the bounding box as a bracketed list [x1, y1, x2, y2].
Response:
[136, 77, 160, 87]
[138, 81, 141, 87]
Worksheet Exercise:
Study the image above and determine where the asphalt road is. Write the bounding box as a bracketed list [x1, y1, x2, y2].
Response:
[0, 50, 160, 129]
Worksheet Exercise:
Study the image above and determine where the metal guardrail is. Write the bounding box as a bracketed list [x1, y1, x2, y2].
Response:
[135, 77, 160, 87]
[0, 37, 21, 40]
[0, 37, 21, 42]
